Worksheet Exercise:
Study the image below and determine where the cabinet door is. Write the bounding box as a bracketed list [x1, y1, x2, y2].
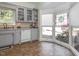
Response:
[18, 8, 24, 22]
[27, 9, 32, 22]
[14, 30, 21, 44]
[21, 30, 31, 42]
[32, 8, 38, 22]
[0, 34, 13, 47]
[31, 29, 38, 40]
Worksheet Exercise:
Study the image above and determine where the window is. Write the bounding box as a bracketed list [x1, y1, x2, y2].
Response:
[41, 14, 53, 26]
[41, 14, 53, 39]
[72, 28, 79, 46]
[0, 8, 15, 25]
[56, 13, 68, 26]
[55, 13, 69, 43]
[42, 27, 52, 36]
[55, 27, 69, 43]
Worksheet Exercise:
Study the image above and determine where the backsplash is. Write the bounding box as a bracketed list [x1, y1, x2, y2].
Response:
[15, 22, 32, 28]
[0, 22, 38, 29]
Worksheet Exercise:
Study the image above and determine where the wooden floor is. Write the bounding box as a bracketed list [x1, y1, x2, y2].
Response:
[0, 41, 54, 56]
[0, 41, 73, 56]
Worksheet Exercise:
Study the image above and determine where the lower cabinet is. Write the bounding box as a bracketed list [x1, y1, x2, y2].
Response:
[14, 30, 21, 44]
[31, 28, 38, 41]
[0, 33, 13, 47]
[21, 29, 31, 43]
[21, 28, 38, 43]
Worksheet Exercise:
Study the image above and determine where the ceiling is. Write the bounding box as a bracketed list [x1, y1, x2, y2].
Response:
[38, 2, 73, 9]
[3, 2, 73, 9]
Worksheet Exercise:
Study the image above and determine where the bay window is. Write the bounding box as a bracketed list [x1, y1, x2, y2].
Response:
[41, 14, 53, 39]
[55, 13, 69, 43]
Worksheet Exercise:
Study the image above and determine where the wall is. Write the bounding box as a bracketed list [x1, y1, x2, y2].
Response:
[69, 3, 79, 27]
[39, 2, 73, 14]
[39, 2, 73, 40]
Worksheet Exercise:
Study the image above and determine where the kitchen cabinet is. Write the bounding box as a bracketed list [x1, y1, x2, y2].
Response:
[27, 8, 33, 22]
[16, 5, 38, 22]
[0, 31, 14, 47]
[21, 29, 31, 43]
[27, 8, 38, 22]
[0, 34, 13, 47]
[16, 6, 27, 22]
[18, 8, 24, 21]
[21, 28, 38, 43]
[17, 7, 26, 22]
[14, 30, 21, 44]
[31, 28, 38, 41]
[32, 8, 38, 22]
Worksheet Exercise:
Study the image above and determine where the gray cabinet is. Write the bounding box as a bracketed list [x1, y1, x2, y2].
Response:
[27, 8, 33, 22]
[16, 6, 27, 22]
[31, 28, 38, 40]
[32, 8, 38, 22]
[14, 30, 21, 44]
[0, 32, 13, 47]
[16, 5, 38, 22]
[21, 29, 31, 43]
[18, 8, 24, 21]
[21, 28, 38, 43]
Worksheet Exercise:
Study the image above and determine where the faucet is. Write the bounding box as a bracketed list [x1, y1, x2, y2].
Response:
[3, 23, 7, 29]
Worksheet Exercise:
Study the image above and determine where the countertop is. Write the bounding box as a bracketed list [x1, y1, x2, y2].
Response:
[0, 27, 38, 31]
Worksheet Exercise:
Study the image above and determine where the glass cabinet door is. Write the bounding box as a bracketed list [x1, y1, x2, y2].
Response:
[18, 8, 24, 22]
[27, 9, 32, 21]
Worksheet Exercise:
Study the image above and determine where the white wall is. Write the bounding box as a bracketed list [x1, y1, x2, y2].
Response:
[69, 3, 79, 27]
[39, 2, 73, 14]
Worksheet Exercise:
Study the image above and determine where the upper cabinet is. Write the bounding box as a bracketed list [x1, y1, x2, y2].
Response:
[16, 6, 38, 22]
[27, 8, 38, 22]
[32, 8, 38, 22]
[18, 8, 24, 22]
[27, 8, 32, 22]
